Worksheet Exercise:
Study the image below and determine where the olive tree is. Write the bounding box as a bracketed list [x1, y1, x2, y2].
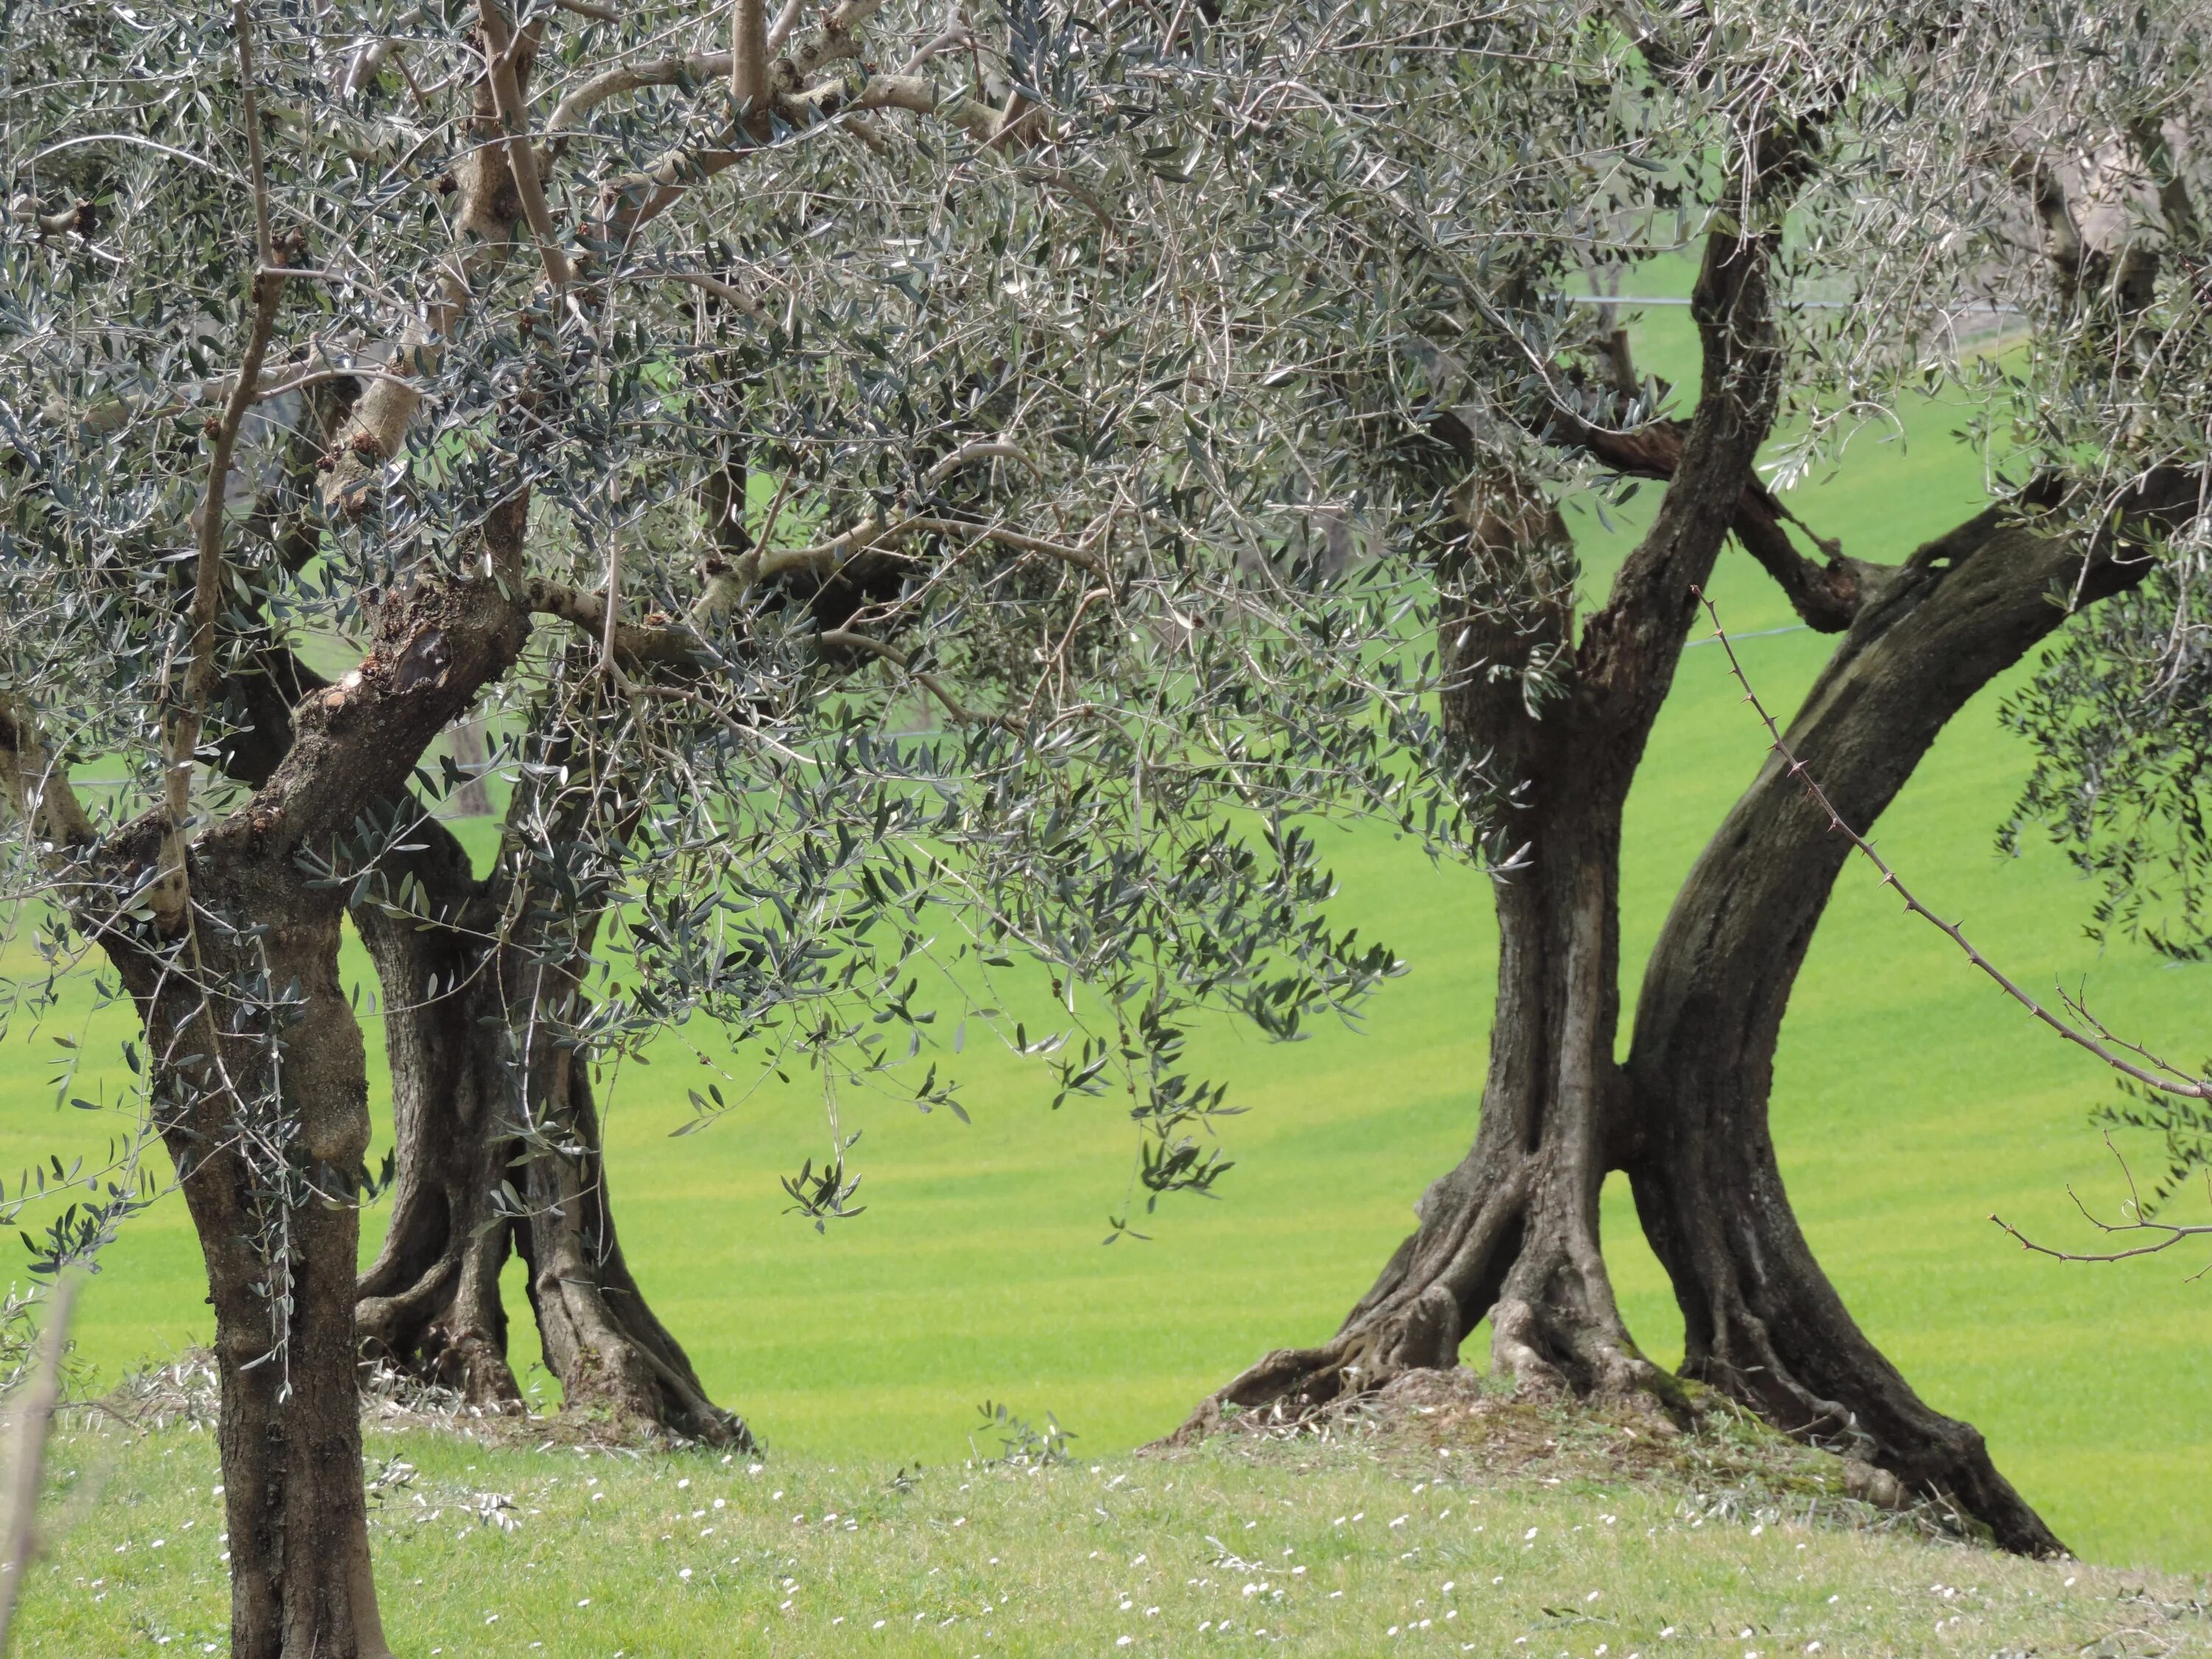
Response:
[1135, 0, 2210, 1558]
[0, 0, 1416, 1648]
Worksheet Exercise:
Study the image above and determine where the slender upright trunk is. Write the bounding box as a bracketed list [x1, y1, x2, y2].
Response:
[1618, 512, 2140, 1555]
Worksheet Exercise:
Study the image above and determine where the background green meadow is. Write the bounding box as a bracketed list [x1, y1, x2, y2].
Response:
[5, 295, 2208, 1576]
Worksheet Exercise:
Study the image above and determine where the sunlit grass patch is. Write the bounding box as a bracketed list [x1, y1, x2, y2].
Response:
[13, 1409, 2209, 1656]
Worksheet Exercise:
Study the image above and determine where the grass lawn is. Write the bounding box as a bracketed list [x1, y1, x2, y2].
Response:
[4, 294, 2208, 1584]
[12, 1408, 2211, 1657]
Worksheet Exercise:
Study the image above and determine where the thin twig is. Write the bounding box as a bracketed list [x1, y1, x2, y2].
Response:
[815, 630, 1012, 729]
[1695, 588, 2212, 1105]
[1990, 1137, 2212, 1269]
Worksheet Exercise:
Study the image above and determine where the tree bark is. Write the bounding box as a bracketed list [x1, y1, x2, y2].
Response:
[1186, 359, 1768, 1429]
[349, 801, 749, 1445]
[129, 879, 392, 1659]
[508, 989, 748, 1446]
[1179, 204, 1782, 1436]
[1617, 510, 2151, 1556]
[77, 563, 532, 1656]
[352, 816, 523, 1411]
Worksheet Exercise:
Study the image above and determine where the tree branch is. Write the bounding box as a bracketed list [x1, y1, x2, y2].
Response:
[732, 0, 770, 139]
[525, 579, 705, 669]
[477, 0, 571, 288]
[1991, 1135, 2212, 1273]
[757, 515, 1106, 582]
[1699, 588, 2212, 1105]
[1556, 411, 1872, 632]
[764, 0, 806, 51]
[0, 696, 97, 852]
[814, 630, 1011, 728]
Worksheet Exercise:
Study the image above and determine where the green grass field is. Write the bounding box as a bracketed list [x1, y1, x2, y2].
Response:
[5, 299, 2209, 1584]
[13, 1411, 2212, 1656]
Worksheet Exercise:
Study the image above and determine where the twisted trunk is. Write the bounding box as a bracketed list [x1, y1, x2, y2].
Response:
[352, 816, 521, 1409]
[1618, 511, 2149, 1556]
[1185, 212, 1784, 1435]
[350, 804, 748, 1445]
[1194, 748, 1677, 1427]
[509, 989, 745, 1444]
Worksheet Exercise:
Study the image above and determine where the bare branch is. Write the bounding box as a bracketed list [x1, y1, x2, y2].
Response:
[764, 0, 806, 52]
[525, 579, 706, 669]
[922, 437, 1038, 490]
[1990, 1137, 2212, 1270]
[758, 514, 1107, 582]
[733, 0, 771, 139]
[549, 50, 732, 140]
[477, 0, 572, 288]
[0, 696, 97, 852]
[234, 0, 274, 268]
[644, 265, 768, 318]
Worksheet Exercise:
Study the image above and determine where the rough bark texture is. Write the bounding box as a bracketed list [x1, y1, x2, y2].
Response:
[509, 991, 748, 1446]
[351, 815, 523, 1410]
[349, 801, 749, 1446]
[131, 880, 391, 1659]
[1617, 512, 2152, 1556]
[74, 566, 534, 1657]
[1184, 215, 1785, 1436]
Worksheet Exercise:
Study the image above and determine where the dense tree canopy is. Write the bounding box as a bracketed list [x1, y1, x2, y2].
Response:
[4, 0, 2211, 1649]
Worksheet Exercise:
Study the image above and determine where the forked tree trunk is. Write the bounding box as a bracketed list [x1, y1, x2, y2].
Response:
[1186, 215, 1784, 1437]
[1618, 512, 2146, 1555]
[351, 809, 748, 1445]
[1186, 487, 1738, 1430]
[1187, 627, 1680, 1425]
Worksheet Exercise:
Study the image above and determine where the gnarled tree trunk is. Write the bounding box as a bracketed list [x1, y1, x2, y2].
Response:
[130, 872, 392, 1659]
[508, 980, 745, 1445]
[352, 815, 522, 1410]
[350, 799, 748, 1445]
[1617, 510, 2152, 1556]
[1187, 207, 1784, 1430]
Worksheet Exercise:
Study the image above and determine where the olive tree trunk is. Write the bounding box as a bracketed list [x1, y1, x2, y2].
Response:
[77, 563, 534, 1657]
[1617, 509, 2152, 1555]
[351, 807, 748, 1445]
[1185, 215, 1785, 1433]
[129, 877, 392, 1659]
[351, 818, 521, 1410]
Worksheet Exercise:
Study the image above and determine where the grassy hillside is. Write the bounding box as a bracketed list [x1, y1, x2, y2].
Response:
[13, 1411, 2212, 1656]
[4, 299, 2208, 1573]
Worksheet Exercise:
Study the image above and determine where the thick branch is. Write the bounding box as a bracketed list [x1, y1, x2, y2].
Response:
[1557, 412, 1875, 633]
[0, 697, 97, 851]
[478, 1, 571, 288]
[1576, 152, 1792, 720]
[732, 0, 770, 138]
[1700, 583, 2212, 1106]
[526, 579, 706, 669]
